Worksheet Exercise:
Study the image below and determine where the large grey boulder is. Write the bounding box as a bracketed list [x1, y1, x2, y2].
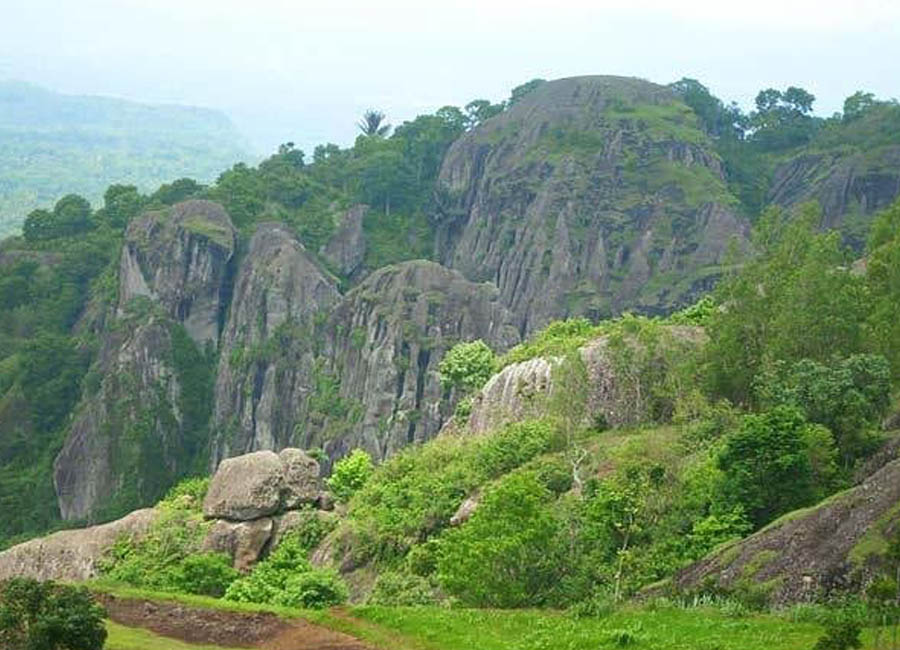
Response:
[0, 509, 156, 582]
[202, 518, 273, 572]
[279, 448, 320, 510]
[203, 451, 285, 520]
[203, 448, 322, 521]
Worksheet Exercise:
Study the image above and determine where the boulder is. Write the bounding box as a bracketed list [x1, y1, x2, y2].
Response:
[203, 451, 284, 520]
[279, 448, 320, 509]
[203, 518, 273, 572]
[0, 509, 156, 582]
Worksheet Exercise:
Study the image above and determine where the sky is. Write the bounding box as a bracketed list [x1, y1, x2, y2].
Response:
[1, 0, 898, 155]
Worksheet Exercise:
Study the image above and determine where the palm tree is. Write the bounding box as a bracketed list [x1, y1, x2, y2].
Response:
[357, 109, 391, 137]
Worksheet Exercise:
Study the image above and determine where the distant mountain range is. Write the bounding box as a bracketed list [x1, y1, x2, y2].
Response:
[0, 81, 251, 238]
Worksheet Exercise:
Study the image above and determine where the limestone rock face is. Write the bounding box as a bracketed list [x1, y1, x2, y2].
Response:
[768, 147, 900, 249]
[212, 253, 519, 466]
[203, 451, 285, 520]
[463, 325, 704, 435]
[212, 223, 340, 463]
[202, 518, 274, 572]
[320, 204, 368, 277]
[0, 509, 156, 582]
[675, 457, 900, 605]
[54, 320, 187, 522]
[434, 75, 749, 334]
[316, 260, 520, 460]
[119, 200, 236, 348]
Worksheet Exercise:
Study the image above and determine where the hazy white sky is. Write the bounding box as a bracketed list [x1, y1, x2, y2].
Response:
[1, 0, 898, 154]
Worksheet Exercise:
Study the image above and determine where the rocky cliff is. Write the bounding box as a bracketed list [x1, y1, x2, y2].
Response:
[212, 223, 341, 464]
[54, 201, 235, 522]
[212, 249, 519, 465]
[768, 147, 900, 248]
[434, 75, 748, 334]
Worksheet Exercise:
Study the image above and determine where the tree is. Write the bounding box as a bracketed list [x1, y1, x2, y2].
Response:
[357, 109, 391, 137]
[0, 578, 106, 650]
[843, 91, 878, 122]
[508, 78, 546, 106]
[717, 406, 818, 528]
[464, 99, 505, 129]
[755, 355, 890, 466]
[100, 184, 145, 229]
[436, 471, 561, 607]
[669, 77, 746, 138]
[151, 178, 203, 205]
[438, 340, 495, 393]
[866, 199, 900, 376]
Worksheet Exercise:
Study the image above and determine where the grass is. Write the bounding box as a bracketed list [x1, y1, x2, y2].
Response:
[93, 583, 898, 650]
[105, 621, 245, 650]
[349, 605, 829, 650]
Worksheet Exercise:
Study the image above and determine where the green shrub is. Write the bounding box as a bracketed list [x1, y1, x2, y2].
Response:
[813, 610, 863, 650]
[717, 406, 819, 528]
[274, 569, 348, 609]
[368, 571, 436, 606]
[436, 471, 562, 608]
[169, 553, 239, 598]
[0, 578, 107, 650]
[328, 449, 374, 502]
[438, 340, 496, 392]
[224, 532, 348, 609]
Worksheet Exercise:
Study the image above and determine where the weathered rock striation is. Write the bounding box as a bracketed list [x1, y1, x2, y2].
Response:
[674, 457, 900, 605]
[54, 201, 236, 522]
[118, 200, 236, 348]
[768, 147, 900, 248]
[434, 75, 749, 334]
[212, 223, 340, 464]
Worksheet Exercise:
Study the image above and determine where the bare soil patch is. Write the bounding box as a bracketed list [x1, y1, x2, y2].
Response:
[98, 594, 372, 649]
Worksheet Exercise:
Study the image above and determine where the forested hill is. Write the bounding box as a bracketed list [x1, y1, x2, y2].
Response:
[1, 74, 900, 553]
[0, 81, 251, 238]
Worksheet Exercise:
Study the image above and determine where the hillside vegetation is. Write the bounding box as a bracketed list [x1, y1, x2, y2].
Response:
[3, 73, 900, 649]
[0, 81, 250, 238]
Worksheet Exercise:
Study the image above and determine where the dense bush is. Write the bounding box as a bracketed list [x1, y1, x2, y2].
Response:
[0, 578, 106, 650]
[368, 571, 437, 606]
[436, 471, 562, 607]
[327, 448, 374, 502]
[224, 531, 348, 609]
[717, 406, 826, 528]
[344, 420, 556, 565]
[438, 339, 496, 392]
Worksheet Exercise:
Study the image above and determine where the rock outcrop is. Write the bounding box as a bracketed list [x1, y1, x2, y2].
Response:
[119, 200, 236, 348]
[315, 260, 520, 460]
[212, 223, 340, 463]
[434, 75, 749, 335]
[54, 320, 187, 521]
[320, 204, 368, 277]
[213, 251, 520, 465]
[768, 147, 900, 248]
[54, 201, 235, 522]
[674, 457, 900, 605]
[0, 509, 156, 581]
[203, 448, 321, 520]
[465, 325, 703, 434]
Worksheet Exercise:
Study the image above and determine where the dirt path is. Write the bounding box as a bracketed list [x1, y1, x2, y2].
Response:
[99, 595, 373, 649]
